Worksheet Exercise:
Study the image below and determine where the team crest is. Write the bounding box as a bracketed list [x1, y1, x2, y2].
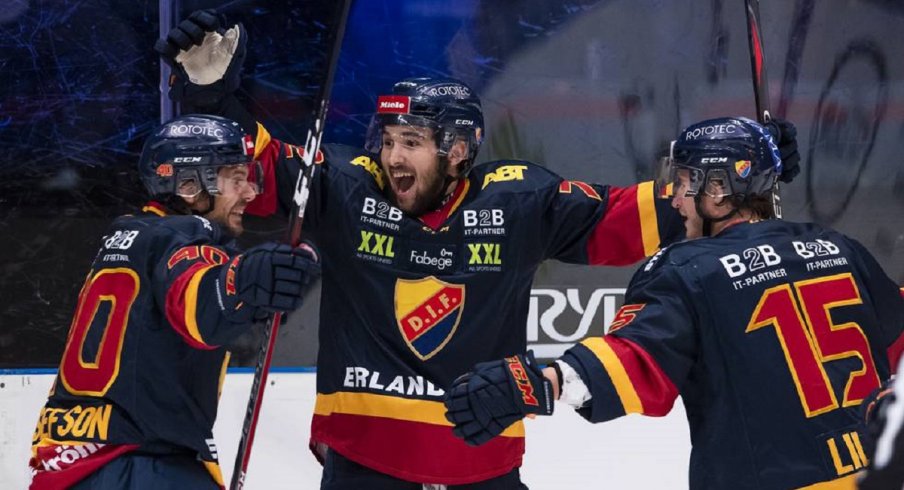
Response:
[394, 276, 465, 360]
[735, 160, 752, 178]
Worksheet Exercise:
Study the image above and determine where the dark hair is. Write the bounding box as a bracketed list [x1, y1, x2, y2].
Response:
[728, 194, 775, 220]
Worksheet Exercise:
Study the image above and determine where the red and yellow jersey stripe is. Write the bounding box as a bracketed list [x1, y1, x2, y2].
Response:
[586, 181, 675, 265]
[311, 391, 524, 484]
[568, 335, 679, 420]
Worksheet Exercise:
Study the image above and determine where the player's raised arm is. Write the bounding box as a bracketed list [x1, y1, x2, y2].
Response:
[154, 10, 331, 222]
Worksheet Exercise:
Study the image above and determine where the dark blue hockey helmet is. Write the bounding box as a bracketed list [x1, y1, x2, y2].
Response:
[364, 77, 484, 170]
[138, 114, 262, 200]
[668, 116, 781, 200]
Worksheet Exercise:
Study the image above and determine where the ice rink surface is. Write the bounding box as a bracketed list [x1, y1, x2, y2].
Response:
[1, 371, 691, 489]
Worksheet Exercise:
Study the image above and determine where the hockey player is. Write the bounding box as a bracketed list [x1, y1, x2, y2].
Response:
[858, 356, 904, 489]
[28, 114, 320, 489]
[155, 13, 800, 488]
[444, 116, 904, 489]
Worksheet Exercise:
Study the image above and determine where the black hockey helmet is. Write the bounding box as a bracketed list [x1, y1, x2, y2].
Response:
[364, 77, 484, 171]
[667, 116, 782, 201]
[138, 114, 262, 200]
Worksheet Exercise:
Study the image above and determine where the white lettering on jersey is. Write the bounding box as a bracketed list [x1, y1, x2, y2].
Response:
[343, 366, 445, 397]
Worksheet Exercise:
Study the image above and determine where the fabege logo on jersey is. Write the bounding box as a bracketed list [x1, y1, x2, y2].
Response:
[395, 276, 465, 361]
[376, 95, 410, 114]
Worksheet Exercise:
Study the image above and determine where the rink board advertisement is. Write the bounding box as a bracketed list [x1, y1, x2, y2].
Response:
[2, 0, 903, 370]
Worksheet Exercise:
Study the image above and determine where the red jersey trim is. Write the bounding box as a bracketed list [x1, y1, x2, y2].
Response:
[420, 179, 471, 231]
[165, 263, 219, 350]
[29, 443, 139, 489]
[580, 336, 679, 416]
[585, 181, 660, 266]
[311, 412, 522, 484]
[245, 123, 279, 217]
[142, 202, 167, 217]
[311, 390, 524, 483]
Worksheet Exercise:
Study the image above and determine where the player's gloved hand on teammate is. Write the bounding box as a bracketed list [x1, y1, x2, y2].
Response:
[223, 241, 320, 316]
[862, 376, 897, 458]
[154, 9, 246, 109]
[765, 118, 801, 184]
[444, 351, 554, 446]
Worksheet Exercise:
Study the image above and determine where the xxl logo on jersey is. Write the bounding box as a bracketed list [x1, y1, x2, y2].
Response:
[395, 277, 465, 360]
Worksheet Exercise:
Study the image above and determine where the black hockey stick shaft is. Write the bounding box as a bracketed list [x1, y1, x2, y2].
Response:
[743, 0, 782, 218]
[229, 2, 351, 488]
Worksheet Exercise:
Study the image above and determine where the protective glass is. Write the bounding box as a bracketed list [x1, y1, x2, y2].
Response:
[364, 113, 441, 155]
[174, 161, 263, 198]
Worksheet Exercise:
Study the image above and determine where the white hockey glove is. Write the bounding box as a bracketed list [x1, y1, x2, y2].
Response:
[154, 9, 247, 109]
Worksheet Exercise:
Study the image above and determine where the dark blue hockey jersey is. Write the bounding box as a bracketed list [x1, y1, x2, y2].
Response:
[245, 125, 684, 483]
[30, 203, 254, 489]
[561, 220, 904, 490]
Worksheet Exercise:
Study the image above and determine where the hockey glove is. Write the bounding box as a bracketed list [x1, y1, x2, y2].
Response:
[154, 9, 247, 110]
[444, 351, 554, 446]
[765, 118, 801, 184]
[222, 242, 320, 316]
[862, 376, 897, 458]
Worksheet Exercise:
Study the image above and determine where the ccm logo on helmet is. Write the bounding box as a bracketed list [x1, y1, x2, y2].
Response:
[173, 156, 203, 163]
[684, 124, 737, 140]
[700, 157, 728, 163]
[424, 85, 470, 97]
[455, 119, 474, 126]
[167, 125, 225, 138]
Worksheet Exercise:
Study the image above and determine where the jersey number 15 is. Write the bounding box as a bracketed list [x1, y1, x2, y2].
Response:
[746, 272, 880, 418]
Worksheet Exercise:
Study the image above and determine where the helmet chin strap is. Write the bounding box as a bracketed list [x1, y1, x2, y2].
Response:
[188, 192, 216, 216]
[695, 194, 738, 237]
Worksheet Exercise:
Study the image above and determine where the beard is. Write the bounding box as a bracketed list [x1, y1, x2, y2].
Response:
[387, 156, 451, 216]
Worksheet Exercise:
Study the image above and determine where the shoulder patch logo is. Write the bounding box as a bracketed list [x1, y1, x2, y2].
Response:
[351, 156, 385, 190]
[482, 165, 527, 189]
[394, 276, 465, 361]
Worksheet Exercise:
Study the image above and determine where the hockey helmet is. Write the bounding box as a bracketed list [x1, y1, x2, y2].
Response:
[138, 114, 262, 199]
[364, 77, 484, 170]
[667, 116, 781, 200]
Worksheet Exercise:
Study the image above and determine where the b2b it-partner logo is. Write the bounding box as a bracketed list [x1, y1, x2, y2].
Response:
[394, 277, 464, 360]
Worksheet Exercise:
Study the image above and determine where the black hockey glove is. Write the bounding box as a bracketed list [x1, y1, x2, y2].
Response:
[154, 9, 247, 110]
[444, 351, 554, 446]
[862, 376, 896, 459]
[222, 242, 320, 315]
[765, 118, 801, 184]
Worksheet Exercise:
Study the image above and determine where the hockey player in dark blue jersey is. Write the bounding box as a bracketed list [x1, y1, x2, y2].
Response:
[156, 12, 803, 487]
[445, 117, 904, 489]
[28, 115, 319, 489]
[858, 355, 904, 489]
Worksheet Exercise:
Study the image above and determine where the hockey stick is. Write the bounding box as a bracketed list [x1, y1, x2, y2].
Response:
[229, 2, 351, 488]
[742, 0, 781, 218]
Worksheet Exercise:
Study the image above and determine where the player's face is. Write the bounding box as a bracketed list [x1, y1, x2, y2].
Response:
[671, 169, 705, 239]
[380, 125, 451, 216]
[206, 165, 258, 236]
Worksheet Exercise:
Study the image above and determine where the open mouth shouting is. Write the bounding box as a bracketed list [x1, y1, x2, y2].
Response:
[390, 168, 416, 199]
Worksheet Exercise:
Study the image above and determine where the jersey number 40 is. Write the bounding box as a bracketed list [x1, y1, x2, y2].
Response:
[59, 268, 140, 396]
